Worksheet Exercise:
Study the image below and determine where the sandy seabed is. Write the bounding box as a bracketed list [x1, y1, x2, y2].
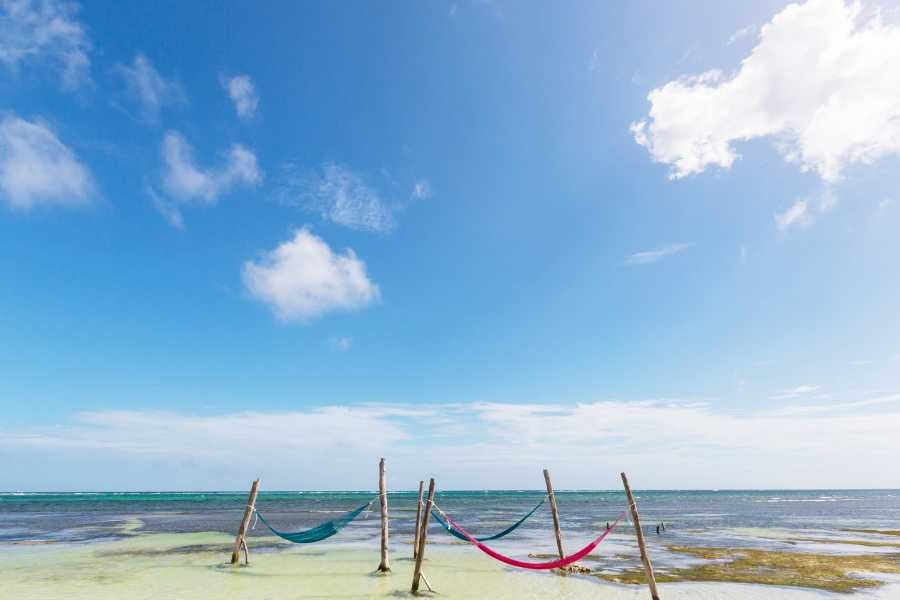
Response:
[3, 532, 899, 600]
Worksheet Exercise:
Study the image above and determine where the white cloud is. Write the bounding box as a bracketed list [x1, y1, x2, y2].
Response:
[879, 197, 894, 210]
[276, 162, 395, 233]
[160, 131, 261, 204]
[769, 384, 820, 400]
[225, 74, 258, 119]
[0, 115, 93, 210]
[5, 395, 900, 490]
[774, 199, 812, 231]
[633, 0, 900, 183]
[115, 53, 184, 123]
[624, 242, 693, 265]
[243, 227, 380, 323]
[411, 178, 431, 200]
[0, 0, 91, 89]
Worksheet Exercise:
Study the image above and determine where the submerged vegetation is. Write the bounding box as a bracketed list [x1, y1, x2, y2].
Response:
[94, 541, 291, 558]
[598, 546, 900, 593]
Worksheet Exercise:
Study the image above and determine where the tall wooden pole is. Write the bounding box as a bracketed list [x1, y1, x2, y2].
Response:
[231, 478, 260, 565]
[621, 472, 660, 600]
[543, 468, 565, 559]
[411, 478, 436, 594]
[413, 479, 425, 559]
[377, 458, 391, 572]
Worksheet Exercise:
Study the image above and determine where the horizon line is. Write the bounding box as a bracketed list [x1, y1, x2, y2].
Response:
[4, 487, 899, 495]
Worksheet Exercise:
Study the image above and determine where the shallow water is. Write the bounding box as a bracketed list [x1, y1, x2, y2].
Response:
[2, 490, 899, 597]
[4, 489, 899, 544]
[7, 531, 898, 600]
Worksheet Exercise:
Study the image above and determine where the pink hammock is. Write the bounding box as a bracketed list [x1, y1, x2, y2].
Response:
[440, 509, 625, 570]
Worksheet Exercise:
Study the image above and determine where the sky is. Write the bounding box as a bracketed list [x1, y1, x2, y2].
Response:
[1, 0, 899, 492]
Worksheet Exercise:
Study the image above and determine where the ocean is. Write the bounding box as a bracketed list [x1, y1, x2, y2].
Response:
[4, 489, 900, 598]
[3, 488, 899, 545]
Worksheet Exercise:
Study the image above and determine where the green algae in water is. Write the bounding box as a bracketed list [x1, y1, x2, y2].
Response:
[598, 546, 900, 593]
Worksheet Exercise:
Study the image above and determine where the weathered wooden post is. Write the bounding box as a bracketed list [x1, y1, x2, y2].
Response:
[231, 478, 260, 565]
[377, 458, 390, 572]
[543, 468, 565, 560]
[413, 479, 425, 559]
[621, 472, 660, 600]
[411, 478, 436, 594]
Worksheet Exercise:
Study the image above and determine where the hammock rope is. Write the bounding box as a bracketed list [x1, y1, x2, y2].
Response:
[430, 497, 546, 542]
[254, 498, 374, 544]
[433, 503, 625, 570]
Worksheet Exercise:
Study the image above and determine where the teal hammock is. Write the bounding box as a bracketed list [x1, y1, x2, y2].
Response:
[431, 498, 545, 542]
[254, 499, 373, 544]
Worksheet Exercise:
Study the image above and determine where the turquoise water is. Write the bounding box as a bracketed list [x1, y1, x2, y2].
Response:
[3, 489, 898, 546]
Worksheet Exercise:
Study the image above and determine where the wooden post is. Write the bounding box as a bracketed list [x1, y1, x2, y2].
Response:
[377, 458, 391, 572]
[411, 478, 435, 594]
[231, 478, 260, 565]
[543, 468, 565, 559]
[413, 479, 425, 559]
[621, 472, 660, 600]
[240, 538, 249, 565]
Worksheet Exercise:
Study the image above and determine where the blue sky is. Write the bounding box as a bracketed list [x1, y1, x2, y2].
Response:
[2, 0, 899, 491]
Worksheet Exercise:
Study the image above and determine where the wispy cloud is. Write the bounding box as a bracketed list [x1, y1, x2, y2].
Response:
[243, 227, 380, 323]
[327, 336, 353, 351]
[0, 0, 91, 89]
[275, 162, 396, 233]
[224, 74, 258, 120]
[767, 393, 900, 416]
[0, 115, 93, 210]
[774, 199, 812, 231]
[152, 131, 261, 226]
[775, 188, 838, 231]
[769, 384, 820, 400]
[726, 24, 755, 46]
[115, 53, 184, 123]
[633, 0, 900, 183]
[624, 242, 693, 265]
[5, 396, 900, 489]
[160, 131, 261, 204]
[147, 185, 183, 229]
[588, 48, 600, 72]
[411, 178, 432, 201]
